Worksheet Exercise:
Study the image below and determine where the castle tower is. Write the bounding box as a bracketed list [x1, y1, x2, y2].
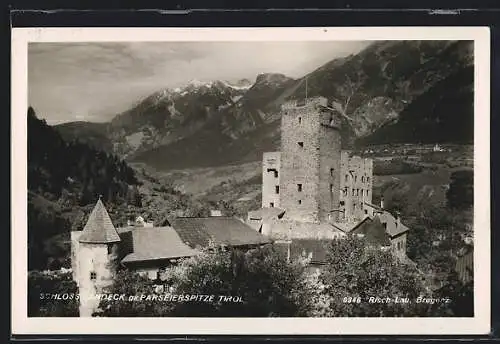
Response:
[279, 97, 342, 223]
[71, 198, 121, 317]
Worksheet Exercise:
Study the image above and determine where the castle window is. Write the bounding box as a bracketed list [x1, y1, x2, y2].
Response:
[364, 209, 368, 215]
[330, 184, 334, 193]
[330, 168, 334, 177]
[270, 202, 274, 208]
[275, 186, 280, 194]
[352, 189, 355, 196]
[298, 117, 302, 124]
[343, 188, 348, 196]
[274, 171, 278, 178]
[107, 245, 113, 255]
[90, 272, 97, 280]
[354, 176, 357, 183]
[340, 201, 345, 206]
[345, 175, 349, 182]
[367, 177, 370, 183]
[297, 184, 302, 192]
[298, 141, 304, 148]
[298, 200, 302, 205]
[360, 189, 363, 197]
[362, 176, 365, 183]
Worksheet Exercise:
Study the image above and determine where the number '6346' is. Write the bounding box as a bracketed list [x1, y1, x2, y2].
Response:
[343, 296, 361, 303]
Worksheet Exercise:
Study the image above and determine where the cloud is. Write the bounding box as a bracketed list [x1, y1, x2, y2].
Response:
[28, 41, 369, 124]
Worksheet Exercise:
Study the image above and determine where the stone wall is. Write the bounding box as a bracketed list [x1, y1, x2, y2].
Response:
[262, 218, 345, 241]
[280, 97, 334, 223]
[339, 151, 374, 222]
[318, 109, 342, 222]
[262, 152, 281, 208]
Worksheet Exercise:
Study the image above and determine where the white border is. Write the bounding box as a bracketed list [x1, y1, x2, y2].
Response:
[12, 27, 491, 335]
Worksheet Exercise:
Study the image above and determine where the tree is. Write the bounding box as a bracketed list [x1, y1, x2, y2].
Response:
[28, 271, 79, 317]
[96, 269, 175, 317]
[98, 245, 317, 317]
[430, 271, 474, 317]
[320, 235, 427, 317]
[447, 170, 473, 210]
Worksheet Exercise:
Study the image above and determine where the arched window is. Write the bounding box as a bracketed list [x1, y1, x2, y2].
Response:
[362, 176, 365, 183]
[345, 174, 349, 182]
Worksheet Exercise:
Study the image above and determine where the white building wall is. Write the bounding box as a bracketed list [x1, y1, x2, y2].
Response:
[77, 243, 117, 317]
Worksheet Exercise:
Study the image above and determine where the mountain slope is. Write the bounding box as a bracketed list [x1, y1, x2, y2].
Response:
[359, 65, 473, 145]
[55, 40, 474, 171]
[289, 40, 474, 144]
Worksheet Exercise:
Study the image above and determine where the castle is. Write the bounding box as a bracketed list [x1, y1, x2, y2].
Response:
[70, 96, 410, 317]
[246, 97, 409, 263]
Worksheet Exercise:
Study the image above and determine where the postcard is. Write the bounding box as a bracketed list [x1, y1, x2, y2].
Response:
[11, 26, 490, 335]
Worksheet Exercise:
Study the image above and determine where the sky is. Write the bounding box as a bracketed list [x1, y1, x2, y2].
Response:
[28, 41, 370, 124]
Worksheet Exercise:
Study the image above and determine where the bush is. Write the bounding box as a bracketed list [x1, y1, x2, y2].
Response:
[28, 270, 79, 317]
[373, 159, 423, 176]
[98, 245, 317, 317]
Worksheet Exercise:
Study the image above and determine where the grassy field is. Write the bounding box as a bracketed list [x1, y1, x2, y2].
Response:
[138, 144, 473, 219]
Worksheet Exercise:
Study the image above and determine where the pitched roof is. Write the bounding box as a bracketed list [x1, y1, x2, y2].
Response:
[78, 199, 121, 244]
[247, 207, 286, 221]
[377, 211, 410, 237]
[121, 226, 200, 264]
[352, 217, 392, 247]
[171, 217, 272, 248]
[331, 216, 371, 233]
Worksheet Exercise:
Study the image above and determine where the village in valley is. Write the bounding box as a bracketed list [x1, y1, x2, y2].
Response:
[27, 40, 475, 318]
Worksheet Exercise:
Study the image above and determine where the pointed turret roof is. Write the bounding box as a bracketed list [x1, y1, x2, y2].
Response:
[78, 198, 121, 244]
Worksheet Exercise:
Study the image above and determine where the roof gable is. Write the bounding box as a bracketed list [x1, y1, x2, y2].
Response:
[121, 227, 200, 264]
[78, 199, 121, 244]
[377, 211, 410, 237]
[172, 217, 272, 248]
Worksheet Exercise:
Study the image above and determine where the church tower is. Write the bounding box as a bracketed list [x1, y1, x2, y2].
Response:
[279, 97, 342, 223]
[71, 198, 121, 317]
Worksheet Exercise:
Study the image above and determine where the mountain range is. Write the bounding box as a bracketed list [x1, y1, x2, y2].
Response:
[55, 40, 474, 171]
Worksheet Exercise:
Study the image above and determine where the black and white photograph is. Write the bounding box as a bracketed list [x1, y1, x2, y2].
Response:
[11, 27, 490, 335]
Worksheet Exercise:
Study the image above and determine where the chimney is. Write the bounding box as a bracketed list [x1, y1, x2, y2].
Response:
[210, 210, 223, 217]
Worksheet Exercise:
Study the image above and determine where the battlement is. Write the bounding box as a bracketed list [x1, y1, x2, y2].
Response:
[281, 96, 328, 111]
